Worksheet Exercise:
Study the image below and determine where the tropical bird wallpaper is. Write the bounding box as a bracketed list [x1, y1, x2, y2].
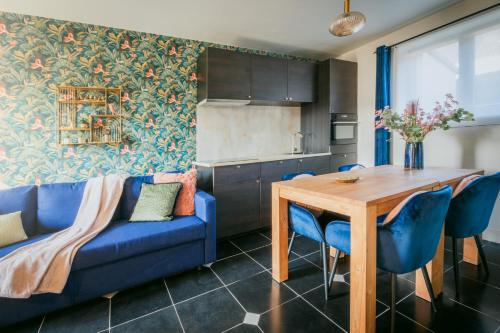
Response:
[0, 11, 309, 186]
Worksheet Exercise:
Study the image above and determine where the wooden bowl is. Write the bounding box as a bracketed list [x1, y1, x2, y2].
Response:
[335, 176, 360, 183]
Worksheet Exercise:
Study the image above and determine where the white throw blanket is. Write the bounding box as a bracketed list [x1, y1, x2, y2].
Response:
[0, 174, 126, 298]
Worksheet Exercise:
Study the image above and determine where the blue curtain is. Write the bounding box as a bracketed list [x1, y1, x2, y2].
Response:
[375, 46, 391, 166]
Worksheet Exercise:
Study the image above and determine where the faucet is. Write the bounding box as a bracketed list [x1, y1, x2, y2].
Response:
[291, 131, 304, 155]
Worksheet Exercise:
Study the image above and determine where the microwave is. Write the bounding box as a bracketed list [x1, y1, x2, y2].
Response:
[331, 114, 358, 145]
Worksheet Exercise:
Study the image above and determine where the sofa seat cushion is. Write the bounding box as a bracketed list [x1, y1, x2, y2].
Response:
[72, 216, 206, 271]
[0, 233, 53, 258]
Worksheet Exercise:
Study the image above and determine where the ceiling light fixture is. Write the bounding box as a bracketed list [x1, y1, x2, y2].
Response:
[329, 0, 366, 37]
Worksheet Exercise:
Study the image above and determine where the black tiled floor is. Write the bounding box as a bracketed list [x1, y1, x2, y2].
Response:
[211, 253, 266, 285]
[259, 297, 344, 332]
[165, 266, 223, 303]
[8, 230, 500, 333]
[175, 287, 246, 333]
[228, 271, 296, 313]
[110, 279, 171, 326]
[40, 298, 109, 333]
[110, 307, 182, 333]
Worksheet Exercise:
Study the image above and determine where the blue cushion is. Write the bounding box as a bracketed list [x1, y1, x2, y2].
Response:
[37, 181, 86, 233]
[0, 233, 53, 258]
[119, 176, 154, 220]
[0, 185, 38, 237]
[71, 216, 205, 271]
[288, 203, 325, 243]
[281, 171, 316, 181]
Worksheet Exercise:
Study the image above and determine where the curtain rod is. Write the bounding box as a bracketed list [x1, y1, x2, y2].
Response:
[373, 2, 500, 53]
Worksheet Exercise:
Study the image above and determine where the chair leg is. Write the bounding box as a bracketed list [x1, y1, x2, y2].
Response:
[328, 250, 341, 289]
[474, 235, 490, 275]
[321, 242, 329, 300]
[452, 237, 460, 297]
[288, 232, 296, 258]
[390, 273, 396, 333]
[421, 266, 438, 313]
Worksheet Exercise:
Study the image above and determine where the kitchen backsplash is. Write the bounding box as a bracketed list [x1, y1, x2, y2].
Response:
[196, 105, 301, 161]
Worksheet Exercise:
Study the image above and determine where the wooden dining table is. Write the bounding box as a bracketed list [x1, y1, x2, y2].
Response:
[271, 165, 483, 333]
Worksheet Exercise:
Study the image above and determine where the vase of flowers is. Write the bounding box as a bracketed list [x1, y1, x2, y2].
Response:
[377, 94, 474, 169]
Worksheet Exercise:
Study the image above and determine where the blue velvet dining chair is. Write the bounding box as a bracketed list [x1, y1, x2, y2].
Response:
[445, 172, 500, 296]
[338, 163, 365, 172]
[325, 186, 453, 314]
[281, 171, 332, 299]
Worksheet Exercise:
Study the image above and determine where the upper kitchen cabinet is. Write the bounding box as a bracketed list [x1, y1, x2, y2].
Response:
[197, 48, 317, 105]
[330, 59, 357, 114]
[197, 47, 251, 103]
[251, 55, 288, 102]
[287, 60, 317, 103]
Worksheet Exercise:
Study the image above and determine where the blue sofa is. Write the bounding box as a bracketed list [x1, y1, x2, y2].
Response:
[0, 175, 216, 327]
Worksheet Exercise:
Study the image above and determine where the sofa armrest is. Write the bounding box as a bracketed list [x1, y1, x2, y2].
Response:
[195, 190, 216, 263]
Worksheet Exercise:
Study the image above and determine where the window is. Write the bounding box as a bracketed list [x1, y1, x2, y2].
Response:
[393, 8, 500, 125]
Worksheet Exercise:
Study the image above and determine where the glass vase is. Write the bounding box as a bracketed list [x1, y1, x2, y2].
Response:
[404, 142, 424, 170]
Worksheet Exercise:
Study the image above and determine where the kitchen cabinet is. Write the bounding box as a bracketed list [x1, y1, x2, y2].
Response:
[251, 55, 287, 102]
[260, 159, 298, 228]
[212, 164, 261, 238]
[197, 48, 317, 105]
[196, 155, 332, 237]
[331, 152, 357, 173]
[197, 47, 251, 103]
[287, 60, 317, 103]
[330, 59, 357, 114]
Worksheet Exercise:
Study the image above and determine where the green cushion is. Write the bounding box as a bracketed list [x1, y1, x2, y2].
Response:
[0, 211, 28, 247]
[129, 182, 182, 222]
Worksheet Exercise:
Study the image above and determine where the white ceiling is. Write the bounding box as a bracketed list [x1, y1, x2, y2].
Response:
[0, 0, 462, 59]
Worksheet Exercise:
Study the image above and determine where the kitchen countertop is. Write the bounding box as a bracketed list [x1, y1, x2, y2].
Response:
[193, 152, 331, 167]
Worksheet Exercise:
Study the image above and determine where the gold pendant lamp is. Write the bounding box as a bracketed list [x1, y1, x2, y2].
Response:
[329, 0, 366, 37]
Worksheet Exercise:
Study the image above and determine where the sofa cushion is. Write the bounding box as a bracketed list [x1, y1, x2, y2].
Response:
[0, 185, 38, 236]
[120, 176, 154, 220]
[0, 233, 53, 258]
[37, 181, 86, 233]
[72, 215, 205, 271]
[0, 211, 28, 247]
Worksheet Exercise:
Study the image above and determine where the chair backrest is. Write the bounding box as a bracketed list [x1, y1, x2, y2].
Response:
[445, 172, 500, 238]
[376, 186, 453, 274]
[281, 171, 315, 181]
[338, 164, 365, 172]
[288, 203, 325, 243]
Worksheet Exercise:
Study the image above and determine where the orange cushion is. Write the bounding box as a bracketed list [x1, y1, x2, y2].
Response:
[154, 169, 197, 216]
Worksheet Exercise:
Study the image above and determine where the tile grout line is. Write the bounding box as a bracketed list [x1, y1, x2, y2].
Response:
[494, 324, 500, 333]
[448, 297, 500, 323]
[163, 279, 186, 333]
[107, 304, 175, 331]
[108, 298, 112, 332]
[37, 315, 45, 333]
[208, 265, 248, 313]
[220, 322, 243, 333]
[396, 310, 436, 333]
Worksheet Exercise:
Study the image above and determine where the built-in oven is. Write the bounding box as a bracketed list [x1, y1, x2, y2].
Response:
[331, 113, 358, 145]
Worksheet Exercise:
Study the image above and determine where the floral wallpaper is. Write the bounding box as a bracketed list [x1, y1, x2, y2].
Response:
[0, 11, 311, 186]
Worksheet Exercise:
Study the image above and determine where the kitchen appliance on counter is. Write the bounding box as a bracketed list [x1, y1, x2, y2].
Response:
[331, 113, 358, 145]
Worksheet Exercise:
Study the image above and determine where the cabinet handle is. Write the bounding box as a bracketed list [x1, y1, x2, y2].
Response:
[289, 97, 293, 101]
[343, 154, 347, 158]
[248, 95, 252, 99]
[256, 179, 260, 183]
[236, 165, 241, 169]
[279, 161, 283, 164]
[299, 159, 303, 163]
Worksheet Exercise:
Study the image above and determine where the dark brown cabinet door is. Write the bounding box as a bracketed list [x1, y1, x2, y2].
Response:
[287, 60, 317, 103]
[297, 156, 331, 175]
[206, 48, 251, 101]
[330, 59, 357, 114]
[331, 152, 357, 172]
[213, 163, 261, 239]
[259, 160, 298, 227]
[251, 55, 287, 101]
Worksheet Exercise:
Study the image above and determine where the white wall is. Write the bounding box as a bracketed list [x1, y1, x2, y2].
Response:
[196, 105, 301, 161]
[338, 0, 500, 242]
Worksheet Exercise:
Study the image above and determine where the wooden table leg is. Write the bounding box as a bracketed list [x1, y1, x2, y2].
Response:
[463, 236, 480, 265]
[416, 229, 444, 301]
[350, 205, 377, 333]
[272, 185, 289, 282]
